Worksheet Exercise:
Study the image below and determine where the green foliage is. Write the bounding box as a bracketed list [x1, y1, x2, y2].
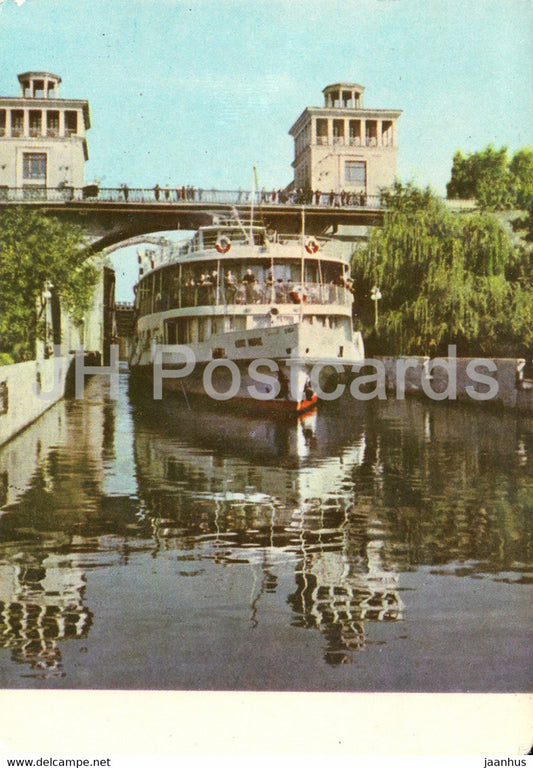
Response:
[0, 208, 99, 361]
[446, 145, 533, 210]
[353, 182, 532, 357]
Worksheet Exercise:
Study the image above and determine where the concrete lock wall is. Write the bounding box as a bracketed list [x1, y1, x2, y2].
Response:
[376, 355, 533, 412]
[0, 355, 73, 446]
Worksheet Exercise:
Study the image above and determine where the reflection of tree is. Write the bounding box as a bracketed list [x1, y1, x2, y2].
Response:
[350, 403, 532, 572]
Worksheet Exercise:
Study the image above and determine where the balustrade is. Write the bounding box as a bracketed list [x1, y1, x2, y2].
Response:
[0, 185, 384, 208]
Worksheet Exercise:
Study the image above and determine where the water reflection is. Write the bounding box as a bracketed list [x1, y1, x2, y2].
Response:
[130, 394, 404, 664]
[0, 372, 530, 688]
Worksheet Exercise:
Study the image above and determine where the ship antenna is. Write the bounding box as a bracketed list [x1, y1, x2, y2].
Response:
[250, 166, 256, 246]
[300, 206, 305, 318]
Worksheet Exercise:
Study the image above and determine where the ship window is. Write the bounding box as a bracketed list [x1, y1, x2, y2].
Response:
[23, 153, 47, 180]
[345, 160, 366, 185]
[248, 337, 263, 347]
[235, 339, 246, 348]
[212, 348, 226, 359]
[198, 317, 210, 342]
[165, 320, 178, 345]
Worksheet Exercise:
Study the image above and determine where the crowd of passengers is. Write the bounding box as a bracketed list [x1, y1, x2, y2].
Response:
[146, 268, 354, 311]
[116, 184, 369, 207]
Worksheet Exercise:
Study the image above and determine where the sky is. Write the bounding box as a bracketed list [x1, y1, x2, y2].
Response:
[1, 0, 532, 299]
[0, 0, 531, 194]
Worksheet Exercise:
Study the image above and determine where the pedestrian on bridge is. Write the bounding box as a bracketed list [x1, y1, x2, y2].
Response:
[153, 184, 161, 201]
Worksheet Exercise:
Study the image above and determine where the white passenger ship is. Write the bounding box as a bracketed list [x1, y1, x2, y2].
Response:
[129, 215, 364, 413]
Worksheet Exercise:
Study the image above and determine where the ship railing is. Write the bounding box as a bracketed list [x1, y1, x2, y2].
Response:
[137, 282, 353, 316]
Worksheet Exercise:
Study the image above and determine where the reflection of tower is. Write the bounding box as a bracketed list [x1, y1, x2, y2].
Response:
[288, 506, 403, 665]
[0, 554, 92, 675]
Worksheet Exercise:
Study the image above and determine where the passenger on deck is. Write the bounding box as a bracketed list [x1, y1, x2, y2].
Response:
[274, 278, 286, 304]
[242, 268, 257, 303]
[224, 270, 237, 303]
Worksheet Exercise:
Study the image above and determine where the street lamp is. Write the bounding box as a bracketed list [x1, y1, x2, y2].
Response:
[370, 285, 382, 329]
[42, 281, 54, 358]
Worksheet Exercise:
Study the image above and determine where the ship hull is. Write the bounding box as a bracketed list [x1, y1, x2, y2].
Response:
[129, 356, 319, 415]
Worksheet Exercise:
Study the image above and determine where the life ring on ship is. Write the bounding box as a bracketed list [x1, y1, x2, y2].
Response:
[305, 237, 319, 255]
[215, 237, 232, 254]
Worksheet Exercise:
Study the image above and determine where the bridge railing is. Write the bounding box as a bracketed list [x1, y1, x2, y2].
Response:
[0, 185, 384, 209]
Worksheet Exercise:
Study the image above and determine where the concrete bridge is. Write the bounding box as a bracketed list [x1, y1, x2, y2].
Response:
[0, 185, 385, 250]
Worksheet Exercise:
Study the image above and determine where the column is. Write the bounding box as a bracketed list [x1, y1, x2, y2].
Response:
[23, 109, 29, 138]
[41, 109, 47, 137]
[361, 119, 366, 146]
[5, 109, 11, 137]
[377, 120, 383, 147]
[59, 110, 65, 137]
[327, 118, 333, 145]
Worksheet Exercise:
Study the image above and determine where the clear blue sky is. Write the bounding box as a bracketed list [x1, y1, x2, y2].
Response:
[1, 0, 532, 196]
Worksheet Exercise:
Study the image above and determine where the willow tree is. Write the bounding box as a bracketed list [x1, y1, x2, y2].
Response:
[352, 182, 532, 357]
[447, 145, 533, 210]
[0, 208, 99, 362]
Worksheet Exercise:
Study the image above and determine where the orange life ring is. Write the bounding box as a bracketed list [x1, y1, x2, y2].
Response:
[305, 238, 319, 254]
[215, 238, 231, 254]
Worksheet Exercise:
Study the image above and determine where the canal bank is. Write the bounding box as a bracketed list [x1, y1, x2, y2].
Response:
[0, 354, 74, 446]
[374, 355, 533, 412]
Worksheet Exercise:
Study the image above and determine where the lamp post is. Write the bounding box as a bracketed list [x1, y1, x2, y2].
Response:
[42, 281, 53, 358]
[370, 285, 382, 329]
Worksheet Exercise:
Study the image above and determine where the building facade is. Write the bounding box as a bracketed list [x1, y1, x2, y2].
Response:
[0, 71, 90, 196]
[289, 83, 401, 198]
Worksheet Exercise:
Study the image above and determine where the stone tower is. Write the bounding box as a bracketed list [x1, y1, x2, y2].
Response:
[0, 71, 90, 197]
[288, 82, 401, 199]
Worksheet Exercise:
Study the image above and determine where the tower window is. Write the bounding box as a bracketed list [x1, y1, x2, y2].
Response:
[342, 91, 352, 107]
[366, 120, 378, 146]
[65, 111, 78, 135]
[11, 110, 23, 137]
[47, 111, 59, 136]
[23, 153, 47, 180]
[29, 110, 42, 137]
[345, 160, 366, 186]
[316, 118, 328, 145]
[333, 120, 345, 144]
[382, 120, 393, 146]
[0, 110, 5, 136]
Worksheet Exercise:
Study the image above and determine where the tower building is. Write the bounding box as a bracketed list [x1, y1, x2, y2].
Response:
[0, 72, 90, 196]
[289, 83, 401, 198]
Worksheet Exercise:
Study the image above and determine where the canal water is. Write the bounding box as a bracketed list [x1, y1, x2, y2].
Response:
[0, 370, 531, 692]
